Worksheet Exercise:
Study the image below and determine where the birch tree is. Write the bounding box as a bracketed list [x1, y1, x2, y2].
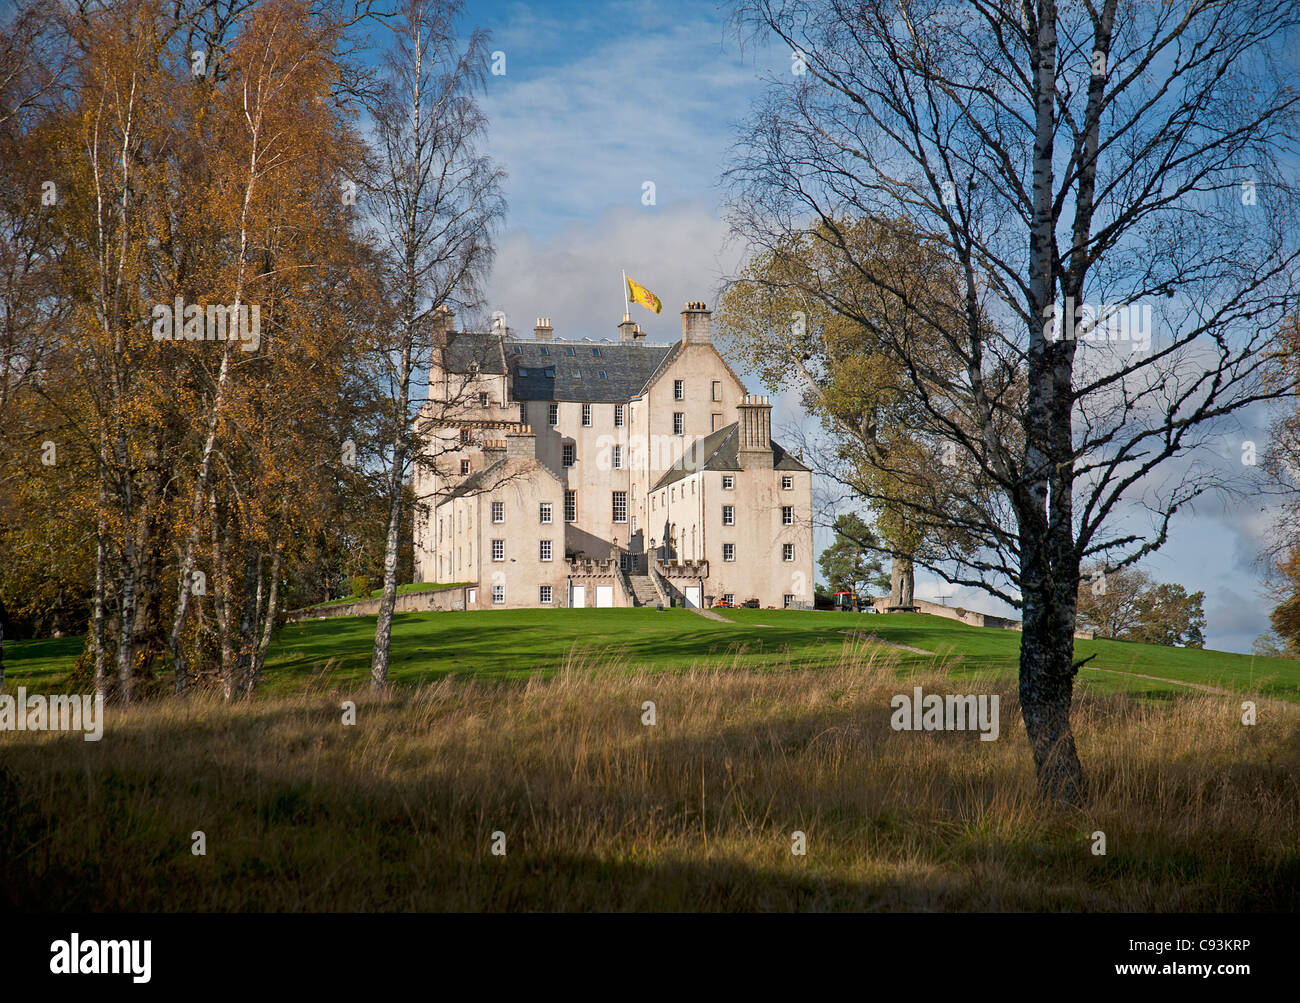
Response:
[728, 0, 1300, 802]
[365, 0, 503, 689]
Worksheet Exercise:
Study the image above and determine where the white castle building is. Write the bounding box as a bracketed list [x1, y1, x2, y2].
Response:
[412, 302, 814, 610]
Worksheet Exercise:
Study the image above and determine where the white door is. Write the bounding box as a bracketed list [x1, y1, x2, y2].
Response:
[467, 588, 477, 606]
[684, 586, 701, 609]
[570, 585, 585, 608]
[596, 585, 614, 608]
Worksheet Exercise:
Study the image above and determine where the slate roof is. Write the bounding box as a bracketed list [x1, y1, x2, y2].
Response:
[440, 330, 679, 403]
[442, 332, 508, 375]
[650, 423, 812, 491]
[506, 338, 677, 402]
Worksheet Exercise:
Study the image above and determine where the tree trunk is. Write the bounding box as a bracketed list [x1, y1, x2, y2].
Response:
[93, 484, 107, 700]
[210, 491, 235, 688]
[889, 555, 914, 608]
[1017, 0, 1086, 805]
[371, 427, 407, 690]
[247, 547, 282, 695]
[370, 330, 413, 691]
[1018, 552, 1086, 805]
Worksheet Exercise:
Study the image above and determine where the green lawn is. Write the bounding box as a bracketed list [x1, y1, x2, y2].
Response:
[5, 606, 1297, 702]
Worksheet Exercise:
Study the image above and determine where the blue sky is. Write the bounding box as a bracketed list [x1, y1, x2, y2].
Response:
[463, 0, 1281, 653]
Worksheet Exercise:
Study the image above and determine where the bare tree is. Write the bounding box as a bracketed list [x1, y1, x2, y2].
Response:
[728, 0, 1300, 801]
[364, 0, 503, 689]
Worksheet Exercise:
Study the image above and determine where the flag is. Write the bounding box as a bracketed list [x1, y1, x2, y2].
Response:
[626, 275, 662, 314]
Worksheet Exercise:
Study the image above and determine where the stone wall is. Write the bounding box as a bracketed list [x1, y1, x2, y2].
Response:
[288, 585, 471, 622]
[871, 596, 1097, 640]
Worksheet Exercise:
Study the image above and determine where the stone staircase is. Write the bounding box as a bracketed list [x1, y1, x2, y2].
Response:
[625, 573, 661, 607]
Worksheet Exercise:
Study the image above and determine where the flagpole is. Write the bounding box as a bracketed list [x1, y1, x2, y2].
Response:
[622, 269, 630, 319]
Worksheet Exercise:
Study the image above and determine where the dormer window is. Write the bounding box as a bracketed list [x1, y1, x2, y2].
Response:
[592, 348, 601, 357]
[539, 346, 549, 355]
[565, 347, 575, 355]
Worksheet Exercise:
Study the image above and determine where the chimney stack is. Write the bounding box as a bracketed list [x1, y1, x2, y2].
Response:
[736, 394, 773, 468]
[533, 317, 553, 341]
[618, 312, 637, 342]
[480, 439, 506, 467]
[431, 304, 455, 347]
[681, 301, 712, 345]
[505, 424, 537, 460]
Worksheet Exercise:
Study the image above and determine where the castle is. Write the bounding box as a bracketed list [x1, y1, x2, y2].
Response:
[412, 302, 814, 610]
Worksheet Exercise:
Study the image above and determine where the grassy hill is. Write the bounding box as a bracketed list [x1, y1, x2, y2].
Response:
[6, 607, 1296, 702]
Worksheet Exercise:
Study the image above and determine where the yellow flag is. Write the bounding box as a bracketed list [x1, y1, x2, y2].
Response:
[626, 276, 662, 314]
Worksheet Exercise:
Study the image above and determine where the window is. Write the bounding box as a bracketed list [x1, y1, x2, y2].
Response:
[722, 475, 734, 490]
[492, 584, 505, 604]
[564, 490, 576, 522]
[723, 593, 735, 605]
[572, 369, 580, 378]
[539, 346, 549, 355]
[460, 459, 471, 475]
[673, 379, 684, 400]
[673, 412, 684, 435]
[460, 427, 472, 445]
[783, 594, 795, 609]
[782, 506, 793, 525]
[712, 413, 721, 431]
[478, 392, 489, 407]
[722, 544, 735, 562]
[598, 371, 606, 378]
[565, 347, 575, 356]
[512, 346, 522, 354]
[782, 543, 795, 562]
[631, 516, 637, 534]
[519, 367, 529, 376]
[540, 502, 552, 524]
[539, 585, 553, 604]
[491, 539, 505, 561]
[592, 347, 601, 357]
[620, 553, 630, 571]
[613, 491, 627, 523]
[612, 445, 622, 469]
[582, 403, 592, 426]
[539, 540, 552, 561]
[563, 443, 575, 467]
[782, 475, 793, 490]
[548, 403, 559, 425]
[712, 380, 721, 402]
[492, 501, 505, 523]
[614, 404, 624, 427]
[722, 505, 734, 526]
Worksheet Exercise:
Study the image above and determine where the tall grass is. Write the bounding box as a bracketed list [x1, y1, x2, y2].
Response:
[2, 640, 1296, 911]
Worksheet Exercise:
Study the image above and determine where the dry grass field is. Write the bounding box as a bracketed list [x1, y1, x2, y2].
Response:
[3, 638, 1296, 911]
